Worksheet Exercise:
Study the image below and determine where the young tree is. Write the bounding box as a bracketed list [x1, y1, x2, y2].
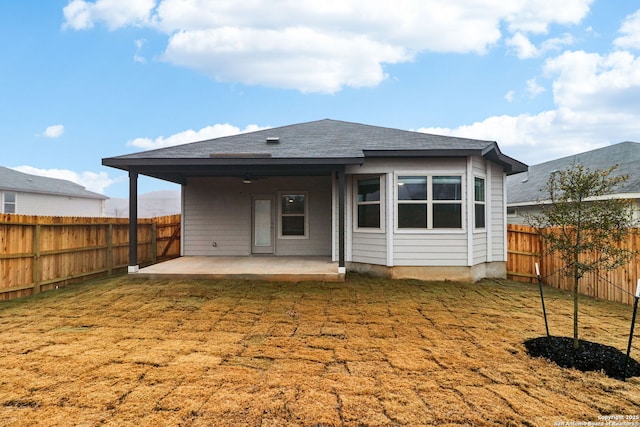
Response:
[530, 164, 637, 349]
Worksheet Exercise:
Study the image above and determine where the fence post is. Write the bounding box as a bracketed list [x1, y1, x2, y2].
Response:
[32, 224, 41, 294]
[151, 222, 157, 265]
[107, 223, 113, 275]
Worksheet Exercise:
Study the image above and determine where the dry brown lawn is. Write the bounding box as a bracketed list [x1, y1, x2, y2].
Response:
[0, 274, 639, 426]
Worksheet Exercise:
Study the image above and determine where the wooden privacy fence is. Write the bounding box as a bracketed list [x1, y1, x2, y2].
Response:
[0, 214, 181, 301]
[507, 223, 640, 305]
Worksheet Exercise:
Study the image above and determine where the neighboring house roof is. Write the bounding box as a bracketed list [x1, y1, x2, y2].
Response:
[507, 141, 640, 205]
[0, 166, 107, 200]
[103, 119, 527, 183]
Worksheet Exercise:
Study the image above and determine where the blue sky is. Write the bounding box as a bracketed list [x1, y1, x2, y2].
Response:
[1, 1, 640, 198]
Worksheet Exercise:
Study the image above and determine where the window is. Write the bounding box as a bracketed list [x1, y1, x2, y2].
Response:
[3, 192, 16, 214]
[356, 177, 381, 228]
[474, 177, 486, 229]
[432, 176, 462, 228]
[396, 175, 463, 229]
[397, 176, 427, 228]
[280, 194, 306, 237]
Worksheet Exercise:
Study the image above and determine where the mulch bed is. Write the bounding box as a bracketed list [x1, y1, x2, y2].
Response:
[524, 336, 640, 380]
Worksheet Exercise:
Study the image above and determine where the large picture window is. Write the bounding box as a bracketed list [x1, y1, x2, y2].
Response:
[396, 175, 463, 229]
[280, 193, 306, 237]
[474, 177, 486, 229]
[3, 192, 16, 214]
[356, 177, 381, 229]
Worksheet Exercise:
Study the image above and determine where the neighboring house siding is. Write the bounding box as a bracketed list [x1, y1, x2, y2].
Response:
[9, 191, 104, 217]
[183, 176, 332, 256]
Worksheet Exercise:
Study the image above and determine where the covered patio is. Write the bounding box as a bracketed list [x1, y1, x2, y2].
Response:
[135, 256, 344, 282]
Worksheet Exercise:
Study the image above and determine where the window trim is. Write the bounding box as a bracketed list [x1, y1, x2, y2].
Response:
[353, 175, 385, 233]
[2, 191, 16, 214]
[474, 176, 486, 230]
[394, 172, 466, 233]
[277, 191, 309, 239]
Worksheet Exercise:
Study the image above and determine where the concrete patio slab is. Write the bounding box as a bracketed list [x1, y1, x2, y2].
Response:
[135, 256, 344, 282]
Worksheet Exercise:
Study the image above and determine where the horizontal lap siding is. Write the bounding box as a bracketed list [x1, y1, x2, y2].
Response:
[184, 178, 250, 256]
[274, 176, 332, 256]
[473, 233, 487, 264]
[15, 192, 104, 217]
[352, 233, 386, 264]
[393, 234, 467, 266]
[183, 176, 332, 257]
[491, 166, 506, 261]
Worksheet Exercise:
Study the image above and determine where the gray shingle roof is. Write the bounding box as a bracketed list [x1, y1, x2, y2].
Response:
[0, 167, 107, 200]
[104, 119, 526, 175]
[507, 141, 640, 205]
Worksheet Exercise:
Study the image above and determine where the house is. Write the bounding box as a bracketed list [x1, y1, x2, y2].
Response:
[102, 119, 526, 281]
[105, 190, 181, 218]
[0, 166, 107, 217]
[507, 141, 640, 225]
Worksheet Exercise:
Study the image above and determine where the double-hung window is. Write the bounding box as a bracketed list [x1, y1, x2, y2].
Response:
[280, 193, 306, 237]
[356, 177, 381, 229]
[474, 177, 486, 229]
[397, 176, 428, 228]
[432, 176, 462, 228]
[2, 192, 16, 214]
[396, 175, 463, 229]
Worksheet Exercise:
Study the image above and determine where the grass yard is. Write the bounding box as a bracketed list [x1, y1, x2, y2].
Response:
[0, 274, 639, 426]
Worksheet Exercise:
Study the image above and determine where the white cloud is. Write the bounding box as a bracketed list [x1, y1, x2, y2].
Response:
[63, 0, 593, 93]
[526, 78, 546, 97]
[127, 123, 269, 149]
[614, 10, 640, 50]
[417, 46, 640, 165]
[40, 124, 65, 138]
[507, 32, 574, 59]
[11, 166, 120, 194]
[504, 90, 515, 102]
[63, 0, 156, 31]
[507, 32, 539, 59]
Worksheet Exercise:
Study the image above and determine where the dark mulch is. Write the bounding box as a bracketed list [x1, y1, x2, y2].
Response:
[524, 336, 640, 380]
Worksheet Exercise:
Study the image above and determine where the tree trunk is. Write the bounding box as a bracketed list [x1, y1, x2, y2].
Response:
[573, 274, 579, 349]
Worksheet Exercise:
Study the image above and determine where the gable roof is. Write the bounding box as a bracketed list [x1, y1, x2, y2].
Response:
[103, 119, 526, 184]
[507, 141, 640, 205]
[0, 167, 107, 200]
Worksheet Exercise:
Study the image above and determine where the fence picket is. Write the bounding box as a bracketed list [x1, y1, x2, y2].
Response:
[507, 224, 639, 305]
[0, 214, 181, 301]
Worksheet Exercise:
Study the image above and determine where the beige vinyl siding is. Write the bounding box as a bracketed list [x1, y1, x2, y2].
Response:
[183, 178, 250, 256]
[183, 176, 332, 257]
[490, 166, 506, 262]
[11, 191, 105, 217]
[393, 233, 468, 266]
[352, 232, 387, 264]
[276, 176, 332, 256]
[473, 233, 488, 264]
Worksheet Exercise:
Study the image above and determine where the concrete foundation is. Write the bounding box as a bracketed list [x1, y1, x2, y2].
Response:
[347, 261, 506, 283]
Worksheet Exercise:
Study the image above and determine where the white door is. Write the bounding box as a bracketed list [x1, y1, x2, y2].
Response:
[252, 196, 274, 254]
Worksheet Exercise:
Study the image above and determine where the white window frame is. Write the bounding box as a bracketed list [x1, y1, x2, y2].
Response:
[2, 191, 16, 214]
[394, 172, 466, 233]
[278, 192, 309, 239]
[474, 176, 486, 230]
[353, 175, 385, 233]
